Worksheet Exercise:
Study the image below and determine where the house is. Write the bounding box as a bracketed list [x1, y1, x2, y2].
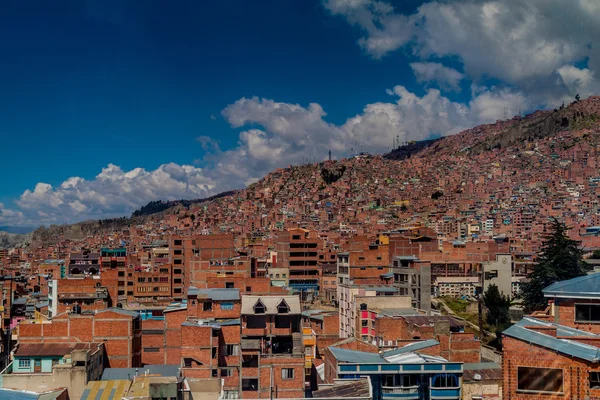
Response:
[323, 340, 463, 400]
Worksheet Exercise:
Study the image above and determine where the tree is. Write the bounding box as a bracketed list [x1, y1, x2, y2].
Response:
[590, 250, 600, 259]
[520, 218, 589, 312]
[483, 284, 510, 327]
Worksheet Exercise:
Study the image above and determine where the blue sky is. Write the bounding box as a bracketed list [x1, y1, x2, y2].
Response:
[1, 0, 599, 226]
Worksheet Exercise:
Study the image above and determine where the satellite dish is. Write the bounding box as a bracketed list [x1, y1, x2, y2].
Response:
[474, 373, 482, 381]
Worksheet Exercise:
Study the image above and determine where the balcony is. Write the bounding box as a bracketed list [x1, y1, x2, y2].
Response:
[430, 388, 460, 399]
[382, 386, 420, 400]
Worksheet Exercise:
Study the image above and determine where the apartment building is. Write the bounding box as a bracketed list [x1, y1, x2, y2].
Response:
[433, 277, 479, 298]
[68, 251, 100, 276]
[240, 294, 305, 399]
[391, 256, 431, 313]
[338, 284, 399, 338]
[276, 229, 321, 301]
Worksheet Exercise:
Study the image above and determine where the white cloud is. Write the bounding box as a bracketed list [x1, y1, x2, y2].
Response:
[324, 0, 600, 99]
[5, 83, 531, 225]
[7, 164, 217, 225]
[410, 62, 465, 91]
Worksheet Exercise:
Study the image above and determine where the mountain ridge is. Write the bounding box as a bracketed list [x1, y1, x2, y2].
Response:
[27, 96, 600, 245]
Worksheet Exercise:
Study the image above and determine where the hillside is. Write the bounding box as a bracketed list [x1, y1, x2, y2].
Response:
[29, 96, 600, 242]
[0, 231, 30, 249]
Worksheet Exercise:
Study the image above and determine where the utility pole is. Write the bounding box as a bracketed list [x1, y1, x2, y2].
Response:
[478, 271, 484, 338]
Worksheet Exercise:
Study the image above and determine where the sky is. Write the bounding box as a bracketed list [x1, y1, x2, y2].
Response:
[1, 0, 600, 227]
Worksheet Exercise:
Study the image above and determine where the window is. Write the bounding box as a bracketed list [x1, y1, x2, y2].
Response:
[432, 374, 459, 388]
[591, 371, 600, 389]
[203, 302, 213, 311]
[277, 300, 289, 314]
[254, 300, 266, 314]
[183, 358, 193, 367]
[282, 368, 294, 379]
[212, 369, 218, 377]
[222, 390, 239, 399]
[517, 367, 563, 393]
[575, 304, 600, 322]
[221, 368, 233, 377]
[246, 286, 251, 292]
[174, 249, 182, 255]
[292, 235, 301, 240]
[174, 288, 182, 294]
[137, 277, 146, 283]
[224, 344, 239, 356]
[226, 282, 234, 289]
[173, 269, 182, 274]
[361, 320, 368, 327]
[174, 278, 182, 284]
[144, 347, 159, 352]
[160, 268, 169, 274]
[18, 359, 30, 369]
[118, 271, 125, 277]
[174, 240, 182, 246]
[174, 259, 182, 265]
[242, 379, 258, 391]
[220, 302, 234, 311]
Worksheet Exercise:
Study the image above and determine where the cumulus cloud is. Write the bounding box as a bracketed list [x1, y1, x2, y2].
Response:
[5, 164, 217, 225]
[410, 62, 464, 92]
[5, 82, 531, 225]
[324, 0, 600, 104]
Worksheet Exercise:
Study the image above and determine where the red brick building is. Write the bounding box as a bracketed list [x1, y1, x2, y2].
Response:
[18, 308, 141, 368]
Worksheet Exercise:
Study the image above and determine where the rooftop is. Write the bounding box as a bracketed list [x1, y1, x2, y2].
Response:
[101, 365, 181, 380]
[543, 272, 600, 299]
[14, 342, 102, 357]
[502, 317, 600, 362]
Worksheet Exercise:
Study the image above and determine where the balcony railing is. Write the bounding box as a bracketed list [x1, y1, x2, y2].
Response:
[382, 386, 419, 395]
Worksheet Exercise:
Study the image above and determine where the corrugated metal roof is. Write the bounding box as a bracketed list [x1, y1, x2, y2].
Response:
[382, 339, 440, 357]
[502, 317, 600, 362]
[544, 273, 600, 299]
[0, 389, 66, 400]
[101, 365, 180, 380]
[312, 378, 372, 398]
[81, 380, 131, 400]
[15, 342, 102, 357]
[196, 288, 240, 301]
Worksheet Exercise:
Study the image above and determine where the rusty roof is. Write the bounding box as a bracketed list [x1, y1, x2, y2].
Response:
[312, 378, 372, 398]
[15, 342, 102, 357]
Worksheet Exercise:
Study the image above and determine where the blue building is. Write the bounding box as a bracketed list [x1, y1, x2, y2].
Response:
[325, 340, 462, 400]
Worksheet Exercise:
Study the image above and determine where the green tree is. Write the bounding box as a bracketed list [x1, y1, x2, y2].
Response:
[590, 250, 600, 259]
[483, 284, 510, 327]
[520, 218, 589, 312]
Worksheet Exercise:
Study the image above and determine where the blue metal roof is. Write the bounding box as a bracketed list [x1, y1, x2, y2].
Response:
[189, 288, 240, 301]
[543, 273, 600, 299]
[329, 347, 387, 364]
[382, 339, 439, 357]
[502, 317, 600, 362]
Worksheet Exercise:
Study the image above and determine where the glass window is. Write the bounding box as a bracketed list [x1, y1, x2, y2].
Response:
[575, 304, 600, 322]
[18, 359, 31, 368]
[517, 367, 563, 393]
[282, 368, 294, 379]
[432, 374, 458, 388]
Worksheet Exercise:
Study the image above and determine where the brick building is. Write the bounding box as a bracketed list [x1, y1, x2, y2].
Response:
[502, 274, 600, 399]
[18, 308, 141, 368]
[276, 229, 321, 301]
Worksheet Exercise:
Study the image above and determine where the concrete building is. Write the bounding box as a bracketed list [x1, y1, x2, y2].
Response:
[433, 277, 479, 298]
[482, 254, 512, 297]
[338, 284, 399, 338]
[391, 256, 431, 313]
